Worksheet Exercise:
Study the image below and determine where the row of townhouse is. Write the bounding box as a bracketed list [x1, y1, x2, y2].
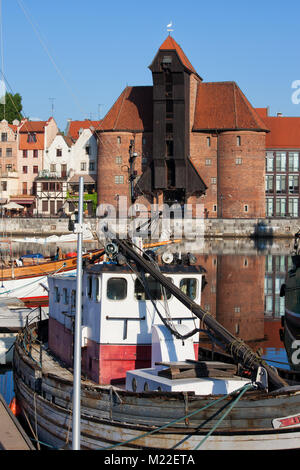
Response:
[0, 117, 100, 216]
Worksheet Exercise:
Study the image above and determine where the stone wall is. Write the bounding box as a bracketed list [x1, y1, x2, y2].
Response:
[0, 216, 298, 238]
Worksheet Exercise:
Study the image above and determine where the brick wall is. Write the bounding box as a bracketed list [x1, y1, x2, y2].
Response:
[217, 131, 266, 218]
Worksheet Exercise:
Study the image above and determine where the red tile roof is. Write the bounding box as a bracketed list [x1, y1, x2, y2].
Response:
[8, 124, 17, 132]
[98, 86, 153, 132]
[159, 35, 198, 76]
[255, 108, 300, 148]
[19, 117, 54, 133]
[67, 120, 102, 140]
[193, 82, 268, 131]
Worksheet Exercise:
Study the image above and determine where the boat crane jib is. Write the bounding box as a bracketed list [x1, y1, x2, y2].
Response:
[47, 239, 206, 385]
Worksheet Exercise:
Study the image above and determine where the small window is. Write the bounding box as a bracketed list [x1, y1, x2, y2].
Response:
[6, 148, 12, 157]
[80, 162, 86, 171]
[27, 133, 37, 143]
[89, 161, 95, 171]
[213, 204, 217, 212]
[22, 166, 28, 174]
[237, 136, 241, 146]
[205, 158, 211, 166]
[1, 133, 7, 142]
[180, 278, 197, 300]
[134, 276, 172, 300]
[33, 165, 38, 174]
[117, 136, 121, 144]
[71, 290, 76, 307]
[56, 148, 62, 157]
[23, 150, 27, 158]
[63, 288, 69, 304]
[207, 136, 211, 147]
[33, 149, 38, 158]
[55, 286, 60, 302]
[95, 277, 101, 302]
[85, 146, 90, 155]
[211, 177, 217, 184]
[115, 175, 124, 184]
[88, 276, 93, 298]
[236, 158, 242, 165]
[244, 204, 248, 212]
[50, 164, 56, 172]
[107, 278, 127, 300]
[115, 156, 122, 165]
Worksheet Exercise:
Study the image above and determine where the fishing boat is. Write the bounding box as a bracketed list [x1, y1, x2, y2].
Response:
[12, 233, 300, 451]
[0, 248, 104, 304]
[280, 230, 300, 328]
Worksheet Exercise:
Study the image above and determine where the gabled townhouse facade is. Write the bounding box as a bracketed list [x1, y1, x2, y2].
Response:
[10, 117, 58, 214]
[34, 132, 73, 216]
[35, 120, 100, 216]
[65, 119, 100, 215]
[0, 119, 20, 203]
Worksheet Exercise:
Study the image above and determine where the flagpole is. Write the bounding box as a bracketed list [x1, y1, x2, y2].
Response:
[72, 176, 84, 450]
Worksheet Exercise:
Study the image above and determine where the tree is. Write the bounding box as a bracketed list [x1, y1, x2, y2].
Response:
[0, 92, 23, 123]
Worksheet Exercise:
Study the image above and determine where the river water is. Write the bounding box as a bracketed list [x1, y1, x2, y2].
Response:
[0, 236, 295, 404]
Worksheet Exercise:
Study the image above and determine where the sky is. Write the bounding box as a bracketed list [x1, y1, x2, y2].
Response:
[1, 0, 300, 131]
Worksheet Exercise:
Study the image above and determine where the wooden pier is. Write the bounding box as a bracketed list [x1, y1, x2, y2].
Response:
[0, 394, 34, 450]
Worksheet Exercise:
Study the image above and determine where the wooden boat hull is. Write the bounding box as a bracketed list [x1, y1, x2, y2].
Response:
[0, 249, 103, 301]
[13, 340, 300, 451]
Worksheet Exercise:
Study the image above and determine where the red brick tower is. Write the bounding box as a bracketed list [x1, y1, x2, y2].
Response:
[96, 36, 268, 218]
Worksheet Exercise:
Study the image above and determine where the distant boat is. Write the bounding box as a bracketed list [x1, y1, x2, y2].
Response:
[0, 248, 104, 304]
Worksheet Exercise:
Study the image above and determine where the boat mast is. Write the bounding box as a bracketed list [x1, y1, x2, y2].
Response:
[72, 176, 84, 450]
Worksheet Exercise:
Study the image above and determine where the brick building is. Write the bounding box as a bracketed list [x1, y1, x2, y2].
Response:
[96, 35, 268, 219]
[256, 108, 300, 218]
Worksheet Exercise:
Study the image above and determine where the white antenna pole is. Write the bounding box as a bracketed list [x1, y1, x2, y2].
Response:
[72, 175, 84, 450]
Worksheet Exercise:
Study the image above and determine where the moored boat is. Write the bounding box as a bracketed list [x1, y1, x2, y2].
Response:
[0, 248, 104, 304]
[12, 236, 300, 451]
[280, 230, 300, 328]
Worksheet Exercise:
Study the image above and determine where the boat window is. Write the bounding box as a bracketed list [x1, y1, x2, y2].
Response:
[63, 288, 69, 304]
[107, 278, 127, 300]
[95, 277, 101, 302]
[88, 276, 93, 298]
[180, 278, 197, 300]
[134, 276, 172, 300]
[71, 290, 76, 308]
[55, 286, 60, 303]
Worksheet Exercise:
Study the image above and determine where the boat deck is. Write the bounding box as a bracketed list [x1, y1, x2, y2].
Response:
[31, 342, 121, 390]
[0, 393, 34, 450]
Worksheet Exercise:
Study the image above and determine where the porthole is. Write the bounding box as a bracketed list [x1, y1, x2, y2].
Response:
[132, 378, 137, 392]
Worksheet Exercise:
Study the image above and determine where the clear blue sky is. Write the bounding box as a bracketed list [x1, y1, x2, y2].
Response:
[2, 0, 300, 131]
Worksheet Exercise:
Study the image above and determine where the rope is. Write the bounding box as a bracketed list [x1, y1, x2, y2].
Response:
[101, 382, 254, 450]
[193, 382, 253, 449]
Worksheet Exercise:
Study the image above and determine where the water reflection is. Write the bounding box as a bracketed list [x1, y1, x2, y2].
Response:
[154, 237, 295, 368]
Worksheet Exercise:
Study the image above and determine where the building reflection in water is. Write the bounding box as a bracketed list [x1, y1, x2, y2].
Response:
[159, 240, 293, 366]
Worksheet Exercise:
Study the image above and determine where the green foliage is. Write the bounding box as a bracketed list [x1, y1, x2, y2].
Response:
[0, 92, 23, 123]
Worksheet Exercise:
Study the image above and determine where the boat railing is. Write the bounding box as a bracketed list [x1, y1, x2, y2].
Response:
[17, 307, 47, 370]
